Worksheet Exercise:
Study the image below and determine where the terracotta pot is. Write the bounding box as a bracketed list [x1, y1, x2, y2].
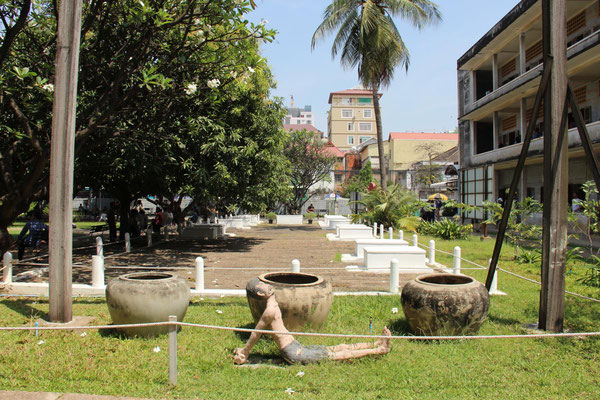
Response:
[400, 273, 489, 336]
[106, 272, 190, 337]
[246, 272, 333, 331]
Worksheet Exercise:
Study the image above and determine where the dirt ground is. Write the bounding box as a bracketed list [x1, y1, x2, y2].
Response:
[7, 223, 421, 292]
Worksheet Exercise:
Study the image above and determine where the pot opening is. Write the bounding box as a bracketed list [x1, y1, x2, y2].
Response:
[418, 274, 473, 285]
[262, 272, 319, 285]
[120, 272, 174, 281]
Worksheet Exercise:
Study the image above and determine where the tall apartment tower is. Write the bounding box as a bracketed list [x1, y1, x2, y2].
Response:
[327, 87, 381, 151]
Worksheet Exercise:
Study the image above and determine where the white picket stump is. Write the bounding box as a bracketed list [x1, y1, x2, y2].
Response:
[428, 240, 436, 264]
[388, 227, 393, 239]
[379, 225, 384, 239]
[399, 230, 404, 241]
[412, 233, 418, 247]
[92, 255, 104, 288]
[147, 227, 153, 247]
[373, 222, 378, 237]
[169, 315, 178, 385]
[389, 259, 400, 294]
[125, 233, 131, 253]
[96, 236, 103, 257]
[195, 257, 204, 291]
[3, 251, 13, 284]
[291, 259, 300, 273]
[453, 246, 461, 274]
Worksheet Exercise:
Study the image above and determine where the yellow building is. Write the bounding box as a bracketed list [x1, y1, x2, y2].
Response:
[327, 87, 381, 151]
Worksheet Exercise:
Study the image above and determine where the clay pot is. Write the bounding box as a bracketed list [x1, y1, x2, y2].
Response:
[400, 273, 489, 336]
[246, 272, 333, 331]
[106, 272, 190, 337]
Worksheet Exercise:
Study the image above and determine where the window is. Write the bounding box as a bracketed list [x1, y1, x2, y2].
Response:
[296, 119, 301, 124]
[347, 122, 354, 131]
[363, 109, 372, 118]
[306, 120, 311, 125]
[335, 174, 342, 182]
[358, 97, 372, 103]
[347, 136, 355, 145]
[359, 136, 371, 144]
[341, 97, 351, 105]
[358, 122, 372, 131]
[341, 109, 353, 118]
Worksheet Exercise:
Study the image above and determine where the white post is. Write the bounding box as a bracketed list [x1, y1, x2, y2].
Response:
[490, 269, 500, 293]
[164, 226, 169, 242]
[195, 257, 204, 291]
[412, 233, 418, 247]
[125, 232, 131, 253]
[95, 236, 103, 257]
[453, 246, 461, 274]
[91, 255, 104, 288]
[147, 227, 152, 247]
[3, 252, 13, 284]
[379, 225, 384, 239]
[291, 259, 300, 273]
[373, 222, 378, 238]
[168, 315, 177, 386]
[428, 240, 435, 264]
[388, 227, 393, 239]
[389, 258, 399, 294]
[399, 230, 404, 241]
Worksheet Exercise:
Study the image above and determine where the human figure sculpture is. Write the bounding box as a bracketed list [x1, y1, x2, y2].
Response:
[233, 281, 391, 365]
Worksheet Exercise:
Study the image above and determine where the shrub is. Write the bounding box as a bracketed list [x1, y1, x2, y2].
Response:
[304, 212, 316, 220]
[266, 212, 277, 220]
[417, 219, 472, 240]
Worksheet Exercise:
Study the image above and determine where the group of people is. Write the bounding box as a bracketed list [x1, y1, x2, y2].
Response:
[420, 198, 443, 222]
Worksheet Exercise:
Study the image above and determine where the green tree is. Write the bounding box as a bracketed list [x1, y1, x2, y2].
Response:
[354, 183, 421, 231]
[312, 0, 441, 191]
[340, 160, 373, 197]
[283, 129, 336, 214]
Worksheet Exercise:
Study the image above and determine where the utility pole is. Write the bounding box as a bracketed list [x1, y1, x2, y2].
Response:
[539, 0, 568, 332]
[49, 0, 83, 322]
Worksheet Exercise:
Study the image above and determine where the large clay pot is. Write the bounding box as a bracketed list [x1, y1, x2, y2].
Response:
[246, 272, 333, 331]
[106, 272, 190, 337]
[400, 273, 489, 336]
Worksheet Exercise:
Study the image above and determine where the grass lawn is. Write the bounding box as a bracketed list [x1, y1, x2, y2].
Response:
[0, 235, 599, 399]
[7, 221, 116, 240]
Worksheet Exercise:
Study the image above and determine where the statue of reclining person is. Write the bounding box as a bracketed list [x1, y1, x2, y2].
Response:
[233, 281, 391, 365]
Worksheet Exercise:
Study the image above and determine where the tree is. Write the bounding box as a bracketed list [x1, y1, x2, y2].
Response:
[312, 0, 441, 191]
[340, 160, 373, 197]
[354, 183, 421, 231]
[0, 0, 276, 252]
[283, 129, 336, 214]
[413, 142, 443, 187]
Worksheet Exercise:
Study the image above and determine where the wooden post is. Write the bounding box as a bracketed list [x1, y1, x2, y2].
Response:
[539, 0, 568, 332]
[48, 0, 83, 323]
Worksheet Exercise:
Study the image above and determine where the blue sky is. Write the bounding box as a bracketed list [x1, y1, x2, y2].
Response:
[248, 0, 519, 137]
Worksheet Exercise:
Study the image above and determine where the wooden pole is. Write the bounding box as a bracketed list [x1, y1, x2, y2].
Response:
[48, 0, 83, 323]
[539, 0, 568, 332]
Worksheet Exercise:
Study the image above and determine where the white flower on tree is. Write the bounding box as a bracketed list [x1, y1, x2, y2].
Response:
[42, 83, 54, 92]
[247, 66, 254, 74]
[207, 79, 220, 88]
[184, 83, 197, 95]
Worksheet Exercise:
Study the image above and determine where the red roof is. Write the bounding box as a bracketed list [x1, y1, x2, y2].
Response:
[328, 89, 382, 104]
[323, 141, 344, 158]
[389, 132, 458, 141]
[284, 124, 321, 133]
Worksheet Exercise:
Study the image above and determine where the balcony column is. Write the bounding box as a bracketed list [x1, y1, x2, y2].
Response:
[469, 70, 476, 103]
[519, 33, 527, 74]
[520, 98, 528, 142]
[492, 54, 499, 90]
[493, 111, 500, 149]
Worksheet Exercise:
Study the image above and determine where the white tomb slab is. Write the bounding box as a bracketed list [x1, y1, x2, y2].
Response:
[362, 245, 431, 272]
[335, 224, 374, 239]
[182, 224, 225, 240]
[328, 218, 351, 229]
[222, 218, 245, 228]
[276, 215, 303, 224]
[355, 239, 409, 258]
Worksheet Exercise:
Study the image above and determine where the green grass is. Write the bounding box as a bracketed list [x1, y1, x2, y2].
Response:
[0, 235, 599, 399]
[7, 221, 116, 240]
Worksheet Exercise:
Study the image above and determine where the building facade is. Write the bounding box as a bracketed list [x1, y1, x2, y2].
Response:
[285, 105, 314, 126]
[327, 87, 381, 151]
[458, 0, 600, 220]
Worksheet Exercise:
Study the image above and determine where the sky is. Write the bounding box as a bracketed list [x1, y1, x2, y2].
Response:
[248, 0, 520, 138]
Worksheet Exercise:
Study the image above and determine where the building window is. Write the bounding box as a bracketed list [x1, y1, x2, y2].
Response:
[341, 97, 351, 105]
[341, 109, 353, 118]
[359, 122, 372, 131]
[359, 136, 371, 144]
[347, 122, 354, 131]
[460, 166, 493, 220]
[363, 109, 372, 118]
[306, 120, 311, 125]
[335, 174, 342, 182]
[358, 97, 372, 103]
[347, 136, 355, 145]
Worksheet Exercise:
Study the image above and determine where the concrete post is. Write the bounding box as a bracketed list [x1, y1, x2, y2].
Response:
[3, 252, 13, 284]
[389, 258, 399, 294]
[95, 236, 103, 257]
[291, 259, 300, 273]
[379, 225, 384, 239]
[125, 233, 131, 253]
[388, 227, 393, 239]
[91, 255, 104, 288]
[164, 226, 170, 241]
[373, 222, 378, 238]
[453, 246, 461, 274]
[147, 227, 152, 247]
[398, 230, 404, 241]
[168, 315, 177, 385]
[429, 240, 435, 264]
[412, 234, 418, 247]
[195, 257, 204, 291]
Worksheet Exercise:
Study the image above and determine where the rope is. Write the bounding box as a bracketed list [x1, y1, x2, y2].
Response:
[1, 320, 599, 341]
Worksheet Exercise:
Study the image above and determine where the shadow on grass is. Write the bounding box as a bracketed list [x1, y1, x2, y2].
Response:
[387, 318, 411, 336]
[487, 314, 522, 326]
[1, 299, 48, 321]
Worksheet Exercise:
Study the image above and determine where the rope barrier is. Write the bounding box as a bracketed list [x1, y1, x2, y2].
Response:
[0, 320, 599, 341]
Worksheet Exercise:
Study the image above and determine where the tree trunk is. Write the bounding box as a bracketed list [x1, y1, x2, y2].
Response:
[0, 227, 14, 257]
[372, 86, 387, 190]
[118, 193, 133, 240]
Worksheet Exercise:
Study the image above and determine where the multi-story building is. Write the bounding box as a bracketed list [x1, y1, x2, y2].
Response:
[457, 0, 600, 220]
[327, 87, 380, 151]
[285, 105, 314, 126]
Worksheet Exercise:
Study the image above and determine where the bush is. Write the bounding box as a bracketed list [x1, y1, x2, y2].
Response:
[304, 212, 316, 220]
[417, 219, 472, 240]
[266, 212, 277, 220]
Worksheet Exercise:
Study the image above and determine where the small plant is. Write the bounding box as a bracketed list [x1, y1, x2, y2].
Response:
[514, 247, 540, 264]
[578, 255, 600, 288]
[417, 219, 472, 240]
[266, 212, 276, 223]
[304, 212, 316, 223]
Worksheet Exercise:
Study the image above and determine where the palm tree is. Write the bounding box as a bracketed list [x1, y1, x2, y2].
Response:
[312, 0, 441, 190]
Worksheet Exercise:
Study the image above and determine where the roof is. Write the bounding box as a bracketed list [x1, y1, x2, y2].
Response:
[389, 132, 458, 141]
[323, 141, 344, 158]
[432, 146, 459, 163]
[284, 124, 321, 133]
[328, 89, 382, 104]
